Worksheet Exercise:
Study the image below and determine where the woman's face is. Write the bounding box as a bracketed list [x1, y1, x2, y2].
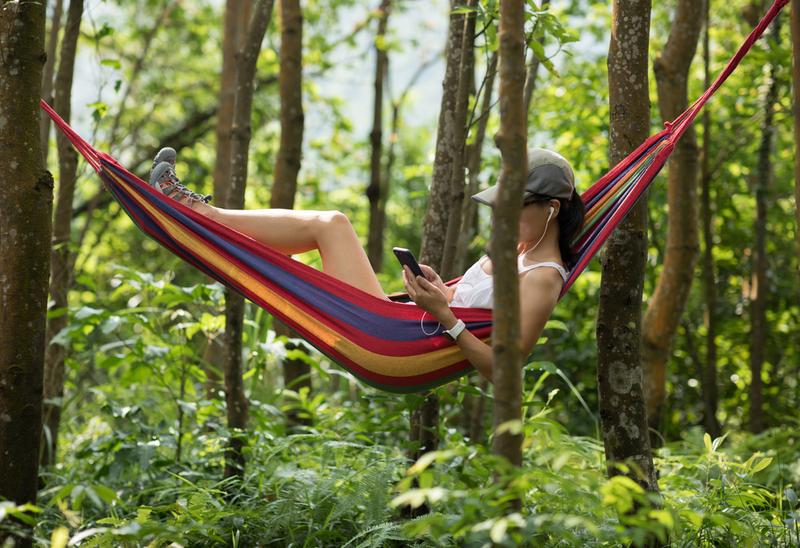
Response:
[518, 199, 559, 244]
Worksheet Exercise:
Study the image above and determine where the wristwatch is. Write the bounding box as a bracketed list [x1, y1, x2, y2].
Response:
[443, 318, 466, 341]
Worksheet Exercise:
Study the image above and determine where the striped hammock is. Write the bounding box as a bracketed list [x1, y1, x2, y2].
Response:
[41, 0, 787, 393]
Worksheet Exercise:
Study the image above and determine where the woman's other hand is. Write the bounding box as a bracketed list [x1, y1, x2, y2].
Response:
[418, 263, 449, 295]
[403, 265, 450, 318]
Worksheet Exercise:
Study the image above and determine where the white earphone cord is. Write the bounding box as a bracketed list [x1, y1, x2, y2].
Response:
[521, 207, 553, 258]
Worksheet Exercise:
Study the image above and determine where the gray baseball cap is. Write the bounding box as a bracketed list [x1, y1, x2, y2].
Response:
[471, 148, 575, 207]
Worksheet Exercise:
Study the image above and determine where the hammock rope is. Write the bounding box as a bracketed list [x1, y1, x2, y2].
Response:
[40, 0, 788, 393]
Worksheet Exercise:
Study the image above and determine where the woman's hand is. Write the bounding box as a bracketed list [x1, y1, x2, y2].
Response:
[418, 263, 449, 295]
[403, 265, 451, 319]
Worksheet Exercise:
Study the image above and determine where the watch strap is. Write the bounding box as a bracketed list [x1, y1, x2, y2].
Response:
[444, 318, 466, 341]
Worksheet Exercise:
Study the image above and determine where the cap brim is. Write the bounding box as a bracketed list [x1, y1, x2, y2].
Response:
[471, 185, 498, 207]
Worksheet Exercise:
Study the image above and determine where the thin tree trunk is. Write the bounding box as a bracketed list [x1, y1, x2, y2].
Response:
[440, 0, 476, 280]
[214, 0, 251, 205]
[641, 0, 705, 441]
[749, 14, 781, 434]
[408, 0, 473, 489]
[40, 0, 83, 467]
[40, 0, 63, 163]
[522, 0, 549, 111]
[367, 0, 391, 272]
[791, 0, 800, 288]
[453, 53, 496, 277]
[469, 377, 489, 442]
[222, 0, 275, 479]
[700, 4, 721, 438]
[269, 0, 310, 419]
[419, 0, 470, 272]
[491, 0, 526, 470]
[597, 0, 660, 497]
[270, 0, 304, 210]
[457, 55, 496, 442]
[209, 1, 243, 395]
[0, 2, 51, 545]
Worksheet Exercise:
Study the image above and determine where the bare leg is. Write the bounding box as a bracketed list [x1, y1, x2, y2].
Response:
[191, 202, 389, 300]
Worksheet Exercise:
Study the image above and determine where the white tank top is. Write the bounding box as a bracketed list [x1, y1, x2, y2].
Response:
[449, 255, 569, 309]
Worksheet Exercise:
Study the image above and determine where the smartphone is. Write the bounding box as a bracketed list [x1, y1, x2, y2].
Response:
[392, 247, 424, 278]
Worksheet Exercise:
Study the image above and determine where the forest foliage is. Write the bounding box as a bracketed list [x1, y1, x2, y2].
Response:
[1, 0, 799, 545]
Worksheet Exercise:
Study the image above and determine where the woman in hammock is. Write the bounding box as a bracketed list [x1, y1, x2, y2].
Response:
[149, 147, 585, 381]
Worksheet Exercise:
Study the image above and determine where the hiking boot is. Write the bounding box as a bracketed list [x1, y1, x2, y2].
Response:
[149, 161, 213, 205]
[151, 146, 177, 172]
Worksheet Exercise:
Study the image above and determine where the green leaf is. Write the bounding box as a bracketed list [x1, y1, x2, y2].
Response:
[100, 58, 121, 70]
[750, 457, 773, 474]
[495, 419, 523, 436]
[75, 306, 105, 320]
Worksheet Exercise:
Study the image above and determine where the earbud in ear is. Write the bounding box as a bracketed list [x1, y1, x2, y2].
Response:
[548, 206, 555, 216]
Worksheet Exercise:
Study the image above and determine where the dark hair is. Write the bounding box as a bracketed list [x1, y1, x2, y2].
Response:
[523, 192, 586, 270]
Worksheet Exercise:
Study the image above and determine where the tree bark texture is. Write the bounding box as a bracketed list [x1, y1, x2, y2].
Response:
[271, 0, 304, 210]
[41, 0, 83, 467]
[213, 0, 247, 205]
[453, 53, 496, 278]
[39, 0, 63, 163]
[597, 0, 659, 493]
[440, 0, 476, 280]
[269, 0, 311, 415]
[491, 0, 527, 469]
[222, 0, 275, 479]
[0, 2, 51, 544]
[700, 5, 721, 438]
[408, 0, 475, 465]
[749, 15, 781, 434]
[418, 0, 471, 272]
[457, 55, 496, 442]
[366, 0, 391, 272]
[641, 0, 705, 439]
[792, 0, 800, 287]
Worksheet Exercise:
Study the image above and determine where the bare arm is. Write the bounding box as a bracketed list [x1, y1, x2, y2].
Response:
[437, 268, 562, 382]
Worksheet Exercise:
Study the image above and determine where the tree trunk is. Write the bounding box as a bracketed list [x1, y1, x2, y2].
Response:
[749, 14, 781, 434]
[269, 0, 310, 421]
[409, 0, 473, 482]
[419, 0, 470, 272]
[700, 4, 721, 438]
[222, 0, 275, 479]
[213, 0, 247, 206]
[453, 53, 496, 278]
[271, 0, 304, 210]
[641, 0, 705, 441]
[791, 0, 800, 288]
[457, 55, 496, 442]
[597, 0, 660, 496]
[41, 0, 83, 467]
[40, 0, 63, 163]
[0, 2, 51, 545]
[522, 0, 549, 111]
[491, 0, 527, 470]
[366, 0, 391, 272]
[440, 0, 476, 280]
[208, 1, 243, 395]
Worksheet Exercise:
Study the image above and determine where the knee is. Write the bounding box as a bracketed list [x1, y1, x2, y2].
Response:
[314, 210, 355, 246]
[319, 210, 352, 231]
